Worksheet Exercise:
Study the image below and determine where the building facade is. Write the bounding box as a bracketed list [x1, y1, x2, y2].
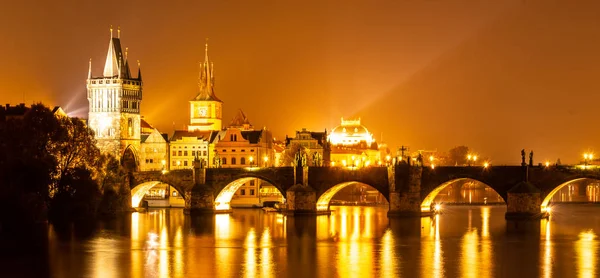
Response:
[284, 128, 329, 166]
[86, 28, 142, 171]
[139, 118, 169, 172]
[328, 117, 382, 167]
[212, 110, 281, 207]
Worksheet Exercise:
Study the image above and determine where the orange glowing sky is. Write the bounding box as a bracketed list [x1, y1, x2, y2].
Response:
[1, 0, 600, 164]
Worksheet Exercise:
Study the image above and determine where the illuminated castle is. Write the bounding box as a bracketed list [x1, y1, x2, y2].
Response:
[86, 27, 142, 169]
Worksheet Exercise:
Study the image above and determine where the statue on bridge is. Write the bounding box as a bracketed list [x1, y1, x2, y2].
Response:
[416, 153, 423, 167]
[529, 151, 534, 167]
[313, 152, 322, 166]
[521, 149, 526, 166]
[213, 151, 221, 168]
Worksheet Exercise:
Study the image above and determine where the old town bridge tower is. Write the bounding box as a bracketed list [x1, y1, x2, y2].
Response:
[86, 27, 142, 171]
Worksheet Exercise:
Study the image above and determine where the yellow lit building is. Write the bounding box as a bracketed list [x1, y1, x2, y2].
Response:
[86, 28, 142, 171]
[188, 42, 222, 132]
[139, 118, 169, 171]
[328, 117, 381, 167]
[212, 110, 282, 207]
[284, 128, 329, 166]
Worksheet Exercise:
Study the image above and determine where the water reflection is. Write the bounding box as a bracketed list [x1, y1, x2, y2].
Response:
[7, 205, 599, 277]
[576, 230, 597, 278]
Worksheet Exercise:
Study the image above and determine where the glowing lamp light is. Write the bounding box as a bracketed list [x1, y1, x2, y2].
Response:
[365, 160, 371, 167]
[434, 204, 442, 212]
[483, 162, 489, 168]
[545, 161, 550, 167]
[263, 156, 268, 162]
[431, 164, 435, 169]
[386, 155, 391, 161]
[342, 160, 347, 167]
[473, 155, 478, 162]
[467, 154, 472, 160]
[331, 161, 336, 166]
[429, 155, 434, 162]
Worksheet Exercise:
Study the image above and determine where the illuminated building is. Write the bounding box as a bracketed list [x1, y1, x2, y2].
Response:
[328, 117, 381, 167]
[212, 110, 281, 207]
[86, 28, 142, 170]
[169, 130, 214, 170]
[328, 117, 374, 146]
[187, 42, 223, 132]
[138, 118, 169, 172]
[284, 128, 329, 166]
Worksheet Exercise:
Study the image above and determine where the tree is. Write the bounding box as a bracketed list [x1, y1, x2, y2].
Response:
[448, 146, 470, 166]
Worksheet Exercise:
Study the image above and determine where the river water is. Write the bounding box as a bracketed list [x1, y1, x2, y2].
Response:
[2, 204, 599, 277]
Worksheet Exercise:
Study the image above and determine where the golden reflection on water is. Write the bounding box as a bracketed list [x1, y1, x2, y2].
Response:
[576, 230, 597, 278]
[459, 207, 493, 278]
[260, 228, 274, 278]
[92, 238, 118, 278]
[541, 219, 552, 278]
[421, 215, 443, 278]
[244, 228, 257, 278]
[380, 229, 399, 277]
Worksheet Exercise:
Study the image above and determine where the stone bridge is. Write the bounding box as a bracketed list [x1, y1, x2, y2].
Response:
[128, 161, 600, 218]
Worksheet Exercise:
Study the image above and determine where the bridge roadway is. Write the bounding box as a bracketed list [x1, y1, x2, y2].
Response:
[130, 163, 600, 218]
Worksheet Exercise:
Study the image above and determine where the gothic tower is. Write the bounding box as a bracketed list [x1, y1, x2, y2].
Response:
[87, 27, 142, 170]
[188, 42, 223, 132]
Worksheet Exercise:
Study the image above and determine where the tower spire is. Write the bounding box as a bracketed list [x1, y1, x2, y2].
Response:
[110, 25, 113, 38]
[118, 26, 121, 38]
[88, 58, 92, 79]
[137, 60, 142, 81]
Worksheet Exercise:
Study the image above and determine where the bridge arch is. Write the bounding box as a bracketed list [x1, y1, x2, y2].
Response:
[214, 175, 285, 211]
[540, 177, 600, 212]
[316, 181, 388, 212]
[420, 178, 506, 213]
[130, 181, 186, 208]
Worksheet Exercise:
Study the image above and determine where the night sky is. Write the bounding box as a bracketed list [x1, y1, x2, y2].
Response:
[2, 0, 600, 164]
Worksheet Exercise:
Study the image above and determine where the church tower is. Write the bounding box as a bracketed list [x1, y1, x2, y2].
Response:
[87, 27, 142, 169]
[188, 42, 223, 132]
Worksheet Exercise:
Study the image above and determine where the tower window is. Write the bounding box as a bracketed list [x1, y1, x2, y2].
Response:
[250, 189, 255, 195]
[241, 189, 245, 196]
[178, 151, 182, 156]
[184, 161, 188, 166]
[222, 158, 227, 165]
[232, 158, 236, 165]
[184, 151, 188, 156]
[241, 157, 246, 165]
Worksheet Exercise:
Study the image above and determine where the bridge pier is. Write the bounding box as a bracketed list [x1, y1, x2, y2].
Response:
[388, 166, 423, 217]
[285, 184, 325, 215]
[185, 184, 222, 214]
[505, 181, 548, 220]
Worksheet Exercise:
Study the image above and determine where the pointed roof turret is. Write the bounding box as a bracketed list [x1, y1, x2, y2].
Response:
[102, 26, 130, 78]
[229, 109, 253, 130]
[193, 40, 222, 102]
[88, 58, 92, 79]
[137, 60, 142, 81]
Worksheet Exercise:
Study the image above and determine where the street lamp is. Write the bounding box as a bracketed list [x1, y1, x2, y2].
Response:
[263, 155, 268, 167]
[249, 156, 254, 167]
[467, 154, 472, 166]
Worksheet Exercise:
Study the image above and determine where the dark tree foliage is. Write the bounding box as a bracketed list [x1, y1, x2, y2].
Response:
[0, 103, 125, 230]
[448, 146, 470, 166]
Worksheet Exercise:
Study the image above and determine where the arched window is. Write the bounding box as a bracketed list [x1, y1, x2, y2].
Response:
[232, 157, 237, 165]
[241, 157, 246, 165]
[222, 158, 227, 165]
